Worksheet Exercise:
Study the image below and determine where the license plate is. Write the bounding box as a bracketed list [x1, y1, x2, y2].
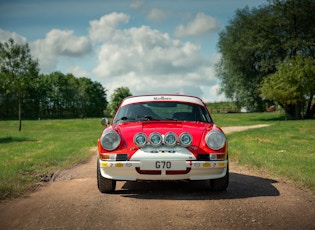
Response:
[140, 160, 186, 170]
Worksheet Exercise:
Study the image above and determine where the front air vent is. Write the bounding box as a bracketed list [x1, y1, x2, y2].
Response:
[136, 168, 161, 175]
[116, 154, 128, 161]
[197, 154, 210, 161]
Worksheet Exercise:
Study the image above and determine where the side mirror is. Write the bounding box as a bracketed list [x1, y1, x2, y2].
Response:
[101, 117, 110, 127]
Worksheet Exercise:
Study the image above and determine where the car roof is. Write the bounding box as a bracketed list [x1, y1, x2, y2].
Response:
[120, 94, 205, 107]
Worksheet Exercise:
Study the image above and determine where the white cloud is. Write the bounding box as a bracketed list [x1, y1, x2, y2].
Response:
[90, 13, 221, 101]
[129, 0, 143, 9]
[93, 25, 207, 78]
[30, 29, 91, 73]
[89, 12, 130, 42]
[174, 12, 220, 38]
[66, 65, 92, 78]
[146, 8, 168, 21]
[0, 11, 225, 102]
[206, 84, 227, 102]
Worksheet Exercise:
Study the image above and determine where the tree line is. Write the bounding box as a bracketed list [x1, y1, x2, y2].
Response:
[217, 0, 315, 119]
[0, 70, 108, 120]
[0, 38, 108, 126]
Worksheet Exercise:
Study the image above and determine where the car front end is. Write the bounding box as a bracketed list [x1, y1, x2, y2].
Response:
[97, 94, 228, 193]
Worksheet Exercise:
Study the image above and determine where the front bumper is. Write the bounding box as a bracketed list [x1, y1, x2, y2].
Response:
[99, 159, 228, 181]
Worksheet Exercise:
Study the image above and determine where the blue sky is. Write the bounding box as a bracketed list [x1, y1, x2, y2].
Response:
[0, 0, 267, 102]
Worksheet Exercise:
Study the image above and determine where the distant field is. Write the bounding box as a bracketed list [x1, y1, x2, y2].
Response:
[211, 111, 288, 127]
[0, 113, 314, 199]
[206, 101, 239, 113]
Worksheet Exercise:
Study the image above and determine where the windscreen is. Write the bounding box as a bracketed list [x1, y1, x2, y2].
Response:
[113, 101, 212, 123]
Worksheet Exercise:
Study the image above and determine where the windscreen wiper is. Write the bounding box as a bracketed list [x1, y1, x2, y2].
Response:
[136, 115, 154, 121]
[116, 116, 136, 122]
[164, 117, 178, 121]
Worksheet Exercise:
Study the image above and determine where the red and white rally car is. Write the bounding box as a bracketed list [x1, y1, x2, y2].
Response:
[97, 94, 228, 193]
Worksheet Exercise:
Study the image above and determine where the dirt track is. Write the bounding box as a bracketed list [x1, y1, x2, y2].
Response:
[0, 125, 314, 230]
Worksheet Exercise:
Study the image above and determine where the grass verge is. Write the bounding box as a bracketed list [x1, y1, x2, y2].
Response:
[0, 119, 103, 200]
[212, 112, 315, 193]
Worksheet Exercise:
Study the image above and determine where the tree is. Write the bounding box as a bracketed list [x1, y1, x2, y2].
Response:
[0, 38, 39, 130]
[108, 87, 132, 116]
[216, 0, 315, 113]
[38, 72, 108, 118]
[261, 56, 315, 119]
[77, 77, 108, 118]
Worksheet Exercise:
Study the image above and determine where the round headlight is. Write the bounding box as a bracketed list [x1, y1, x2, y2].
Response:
[149, 132, 162, 147]
[100, 131, 121, 151]
[134, 133, 147, 147]
[205, 130, 226, 150]
[164, 132, 177, 147]
[179, 132, 192, 147]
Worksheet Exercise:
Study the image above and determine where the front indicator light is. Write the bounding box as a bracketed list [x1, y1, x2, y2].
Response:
[210, 153, 227, 160]
[99, 153, 128, 161]
[99, 153, 117, 160]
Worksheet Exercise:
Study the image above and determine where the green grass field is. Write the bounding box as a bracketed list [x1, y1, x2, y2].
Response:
[0, 119, 104, 200]
[0, 113, 314, 200]
[213, 112, 314, 191]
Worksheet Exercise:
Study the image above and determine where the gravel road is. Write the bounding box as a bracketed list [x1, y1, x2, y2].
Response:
[0, 125, 314, 230]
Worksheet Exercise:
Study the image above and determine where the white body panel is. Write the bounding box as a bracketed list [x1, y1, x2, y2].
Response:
[99, 159, 228, 181]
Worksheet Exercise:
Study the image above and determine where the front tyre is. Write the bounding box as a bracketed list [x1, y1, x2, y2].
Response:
[210, 164, 229, 191]
[97, 159, 116, 193]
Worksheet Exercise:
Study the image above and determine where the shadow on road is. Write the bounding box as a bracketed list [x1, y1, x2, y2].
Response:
[117, 172, 279, 200]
